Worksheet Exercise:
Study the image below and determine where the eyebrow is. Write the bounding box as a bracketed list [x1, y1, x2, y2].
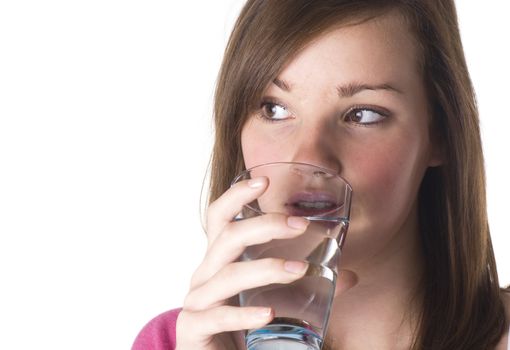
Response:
[337, 81, 403, 97]
[272, 78, 403, 97]
[273, 78, 292, 92]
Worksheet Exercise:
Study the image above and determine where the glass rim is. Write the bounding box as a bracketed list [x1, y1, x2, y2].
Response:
[231, 161, 352, 190]
[231, 161, 352, 219]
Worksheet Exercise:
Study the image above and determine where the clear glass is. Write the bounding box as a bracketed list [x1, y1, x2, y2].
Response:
[231, 162, 352, 350]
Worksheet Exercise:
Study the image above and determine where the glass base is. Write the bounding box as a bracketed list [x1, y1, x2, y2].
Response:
[246, 320, 322, 350]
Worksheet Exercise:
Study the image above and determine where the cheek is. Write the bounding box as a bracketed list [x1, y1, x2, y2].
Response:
[348, 152, 397, 222]
[353, 143, 409, 194]
[345, 133, 428, 232]
[241, 120, 290, 168]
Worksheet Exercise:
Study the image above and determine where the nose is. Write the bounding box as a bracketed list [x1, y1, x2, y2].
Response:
[312, 169, 335, 178]
[289, 123, 341, 174]
[290, 163, 336, 179]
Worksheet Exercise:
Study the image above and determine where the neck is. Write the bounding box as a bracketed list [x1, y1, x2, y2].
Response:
[324, 207, 424, 349]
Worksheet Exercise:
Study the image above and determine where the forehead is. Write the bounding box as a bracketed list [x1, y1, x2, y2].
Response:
[276, 11, 421, 92]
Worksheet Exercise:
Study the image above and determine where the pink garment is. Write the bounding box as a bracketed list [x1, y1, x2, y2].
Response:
[132, 308, 181, 350]
[133, 308, 510, 349]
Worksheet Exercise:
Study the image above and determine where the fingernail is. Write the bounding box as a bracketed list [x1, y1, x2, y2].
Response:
[255, 307, 272, 319]
[284, 260, 308, 274]
[248, 177, 266, 189]
[287, 216, 309, 230]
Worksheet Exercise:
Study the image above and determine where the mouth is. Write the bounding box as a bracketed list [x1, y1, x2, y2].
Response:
[285, 192, 341, 217]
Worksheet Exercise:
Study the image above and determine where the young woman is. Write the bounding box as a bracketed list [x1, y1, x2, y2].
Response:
[133, 1, 510, 349]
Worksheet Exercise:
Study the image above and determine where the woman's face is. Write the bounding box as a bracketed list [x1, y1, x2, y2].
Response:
[241, 12, 441, 269]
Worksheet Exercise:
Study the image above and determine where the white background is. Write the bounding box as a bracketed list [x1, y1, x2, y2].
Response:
[0, 1, 508, 349]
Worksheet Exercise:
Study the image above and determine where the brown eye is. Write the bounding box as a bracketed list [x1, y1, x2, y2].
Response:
[344, 108, 387, 125]
[260, 102, 292, 121]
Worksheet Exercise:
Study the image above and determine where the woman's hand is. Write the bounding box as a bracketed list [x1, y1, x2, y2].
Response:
[175, 177, 356, 349]
[175, 176, 311, 349]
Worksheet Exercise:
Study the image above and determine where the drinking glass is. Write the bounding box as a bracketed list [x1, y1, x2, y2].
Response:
[231, 162, 352, 350]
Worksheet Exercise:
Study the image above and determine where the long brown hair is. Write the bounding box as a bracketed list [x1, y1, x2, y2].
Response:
[209, 1, 507, 348]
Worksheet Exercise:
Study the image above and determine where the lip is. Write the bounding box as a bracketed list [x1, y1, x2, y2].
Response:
[285, 191, 342, 217]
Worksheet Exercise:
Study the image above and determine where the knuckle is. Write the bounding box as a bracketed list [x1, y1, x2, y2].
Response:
[182, 295, 192, 310]
[208, 225, 236, 255]
[175, 311, 196, 343]
[189, 264, 208, 290]
[222, 261, 239, 277]
[217, 222, 233, 241]
[189, 272, 200, 289]
[176, 309, 189, 327]
[182, 292, 198, 311]
[221, 222, 247, 248]
[205, 201, 219, 225]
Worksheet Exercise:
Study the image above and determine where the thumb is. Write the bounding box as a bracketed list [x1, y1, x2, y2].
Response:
[334, 269, 358, 297]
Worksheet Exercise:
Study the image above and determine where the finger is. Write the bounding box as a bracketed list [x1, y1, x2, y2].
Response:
[177, 305, 274, 345]
[184, 258, 308, 312]
[206, 176, 269, 244]
[334, 269, 358, 297]
[191, 214, 309, 289]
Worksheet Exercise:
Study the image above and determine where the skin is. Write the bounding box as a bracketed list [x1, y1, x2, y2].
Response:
[176, 10, 510, 350]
